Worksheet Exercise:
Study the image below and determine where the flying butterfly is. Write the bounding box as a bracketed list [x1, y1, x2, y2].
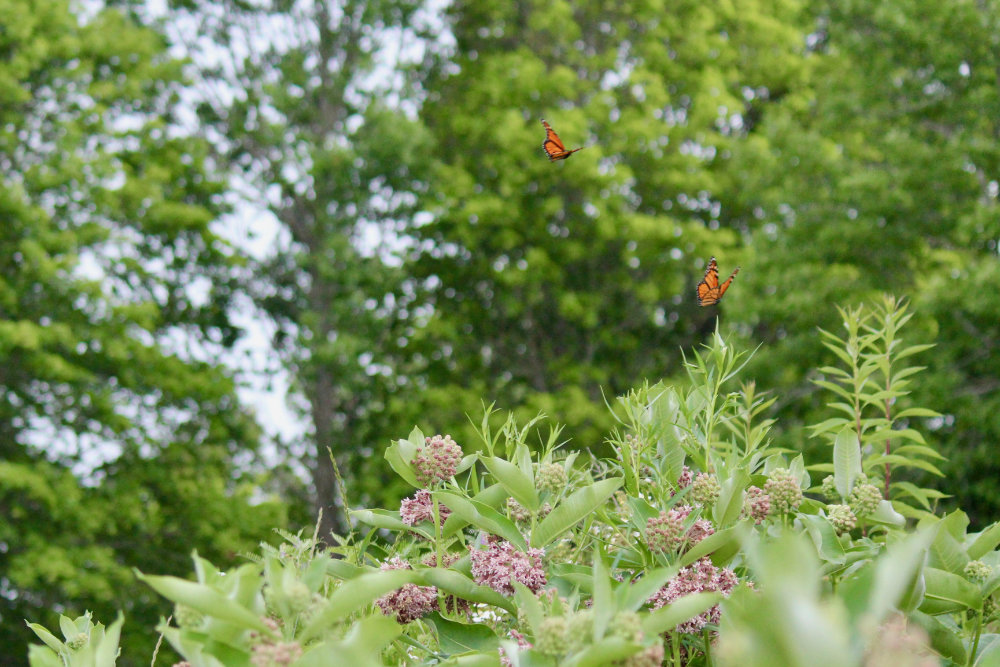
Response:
[697, 257, 740, 306]
[541, 119, 583, 161]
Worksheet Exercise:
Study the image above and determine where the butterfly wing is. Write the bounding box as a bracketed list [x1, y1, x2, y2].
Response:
[715, 266, 741, 301]
[541, 119, 582, 161]
[697, 257, 740, 306]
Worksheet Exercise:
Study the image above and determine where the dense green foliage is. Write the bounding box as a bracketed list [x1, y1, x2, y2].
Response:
[8, 0, 1000, 662]
[28, 311, 1000, 666]
[1, 1, 285, 663]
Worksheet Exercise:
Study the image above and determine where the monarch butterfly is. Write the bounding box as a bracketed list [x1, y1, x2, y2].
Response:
[541, 119, 583, 161]
[697, 257, 740, 306]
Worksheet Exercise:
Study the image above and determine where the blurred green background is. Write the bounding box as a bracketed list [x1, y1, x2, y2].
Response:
[3, 0, 999, 662]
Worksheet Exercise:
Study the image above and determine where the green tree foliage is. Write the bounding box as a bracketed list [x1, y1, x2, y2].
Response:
[0, 1, 285, 663]
[410, 0, 810, 450]
[154, 0, 435, 535]
[722, 0, 1000, 522]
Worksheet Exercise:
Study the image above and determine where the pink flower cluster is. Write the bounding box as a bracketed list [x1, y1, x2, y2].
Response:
[469, 538, 546, 596]
[648, 557, 739, 634]
[645, 505, 714, 553]
[374, 557, 438, 624]
[400, 490, 451, 527]
[413, 434, 463, 486]
[743, 486, 771, 523]
[673, 465, 694, 495]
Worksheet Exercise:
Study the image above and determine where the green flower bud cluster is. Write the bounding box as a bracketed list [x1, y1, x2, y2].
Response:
[691, 472, 721, 506]
[965, 560, 993, 583]
[849, 482, 882, 518]
[764, 468, 803, 515]
[609, 610, 644, 643]
[535, 616, 568, 655]
[827, 504, 857, 535]
[537, 462, 568, 493]
[820, 475, 838, 501]
[174, 604, 205, 629]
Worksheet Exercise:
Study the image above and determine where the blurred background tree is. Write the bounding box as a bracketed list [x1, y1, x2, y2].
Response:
[0, 1, 286, 664]
[7, 0, 1000, 661]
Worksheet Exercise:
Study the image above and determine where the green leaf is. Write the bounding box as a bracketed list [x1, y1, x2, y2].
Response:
[920, 567, 982, 614]
[298, 616, 402, 667]
[909, 611, 967, 664]
[421, 568, 517, 614]
[679, 525, 742, 567]
[25, 621, 64, 654]
[136, 571, 272, 633]
[435, 491, 526, 549]
[481, 456, 540, 511]
[442, 484, 509, 537]
[832, 427, 861, 500]
[968, 522, 1000, 560]
[565, 637, 643, 667]
[714, 470, 749, 527]
[425, 613, 500, 654]
[350, 509, 432, 539]
[384, 438, 420, 488]
[531, 478, 623, 548]
[800, 514, 847, 565]
[300, 570, 417, 641]
[641, 592, 722, 635]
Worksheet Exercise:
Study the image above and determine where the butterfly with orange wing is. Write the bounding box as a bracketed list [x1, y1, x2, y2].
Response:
[541, 119, 583, 161]
[697, 257, 740, 306]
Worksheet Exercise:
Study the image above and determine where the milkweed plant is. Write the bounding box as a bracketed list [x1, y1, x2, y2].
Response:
[27, 296, 1000, 666]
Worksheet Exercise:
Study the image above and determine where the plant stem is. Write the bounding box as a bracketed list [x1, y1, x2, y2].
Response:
[968, 610, 983, 667]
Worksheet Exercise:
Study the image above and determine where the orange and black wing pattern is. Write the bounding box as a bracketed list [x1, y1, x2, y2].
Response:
[541, 119, 583, 161]
[697, 257, 740, 306]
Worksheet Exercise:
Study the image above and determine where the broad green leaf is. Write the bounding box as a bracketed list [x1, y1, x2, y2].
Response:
[641, 592, 721, 635]
[425, 613, 500, 654]
[621, 567, 678, 612]
[968, 522, 1000, 560]
[679, 525, 742, 567]
[531, 478, 623, 548]
[481, 456, 539, 511]
[299, 616, 401, 667]
[919, 567, 982, 614]
[832, 427, 862, 500]
[714, 471, 749, 527]
[442, 484, 509, 537]
[867, 529, 934, 620]
[300, 570, 416, 641]
[421, 568, 517, 614]
[25, 621, 64, 654]
[800, 514, 847, 565]
[592, 553, 613, 639]
[564, 637, 643, 667]
[384, 439, 420, 488]
[350, 509, 432, 539]
[435, 491, 526, 549]
[136, 571, 271, 633]
[910, 611, 967, 664]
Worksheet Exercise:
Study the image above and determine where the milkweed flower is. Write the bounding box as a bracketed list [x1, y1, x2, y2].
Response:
[400, 489, 450, 527]
[764, 468, 803, 515]
[648, 557, 739, 634]
[374, 557, 438, 624]
[469, 538, 546, 596]
[827, 504, 857, 535]
[691, 472, 721, 506]
[646, 505, 714, 554]
[849, 482, 882, 518]
[413, 434, 463, 486]
[537, 463, 568, 493]
[743, 486, 771, 523]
